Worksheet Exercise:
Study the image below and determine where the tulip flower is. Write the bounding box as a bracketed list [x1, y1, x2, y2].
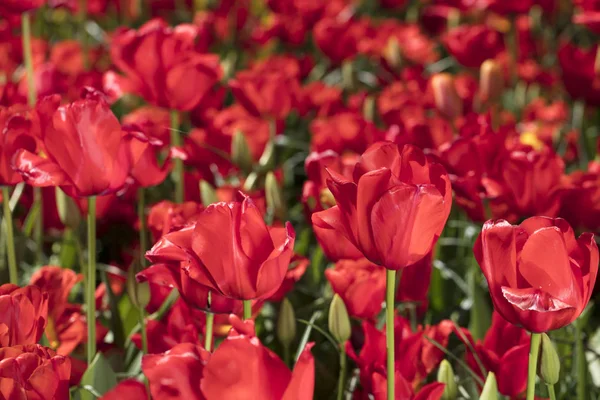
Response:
[147, 200, 204, 241]
[201, 315, 315, 400]
[443, 25, 504, 68]
[0, 344, 71, 399]
[102, 379, 147, 400]
[268, 255, 310, 302]
[145, 195, 295, 314]
[0, 284, 48, 347]
[475, 216, 598, 333]
[0, 0, 44, 14]
[105, 19, 222, 112]
[142, 342, 210, 400]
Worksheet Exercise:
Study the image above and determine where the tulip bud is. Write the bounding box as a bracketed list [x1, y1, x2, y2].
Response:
[277, 298, 296, 348]
[243, 171, 260, 192]
[595, 47, 600, 77]
[383, 37, 402, 70]
[363, 95, 376, 122]
[447, 8, 461, 30]
[431, 73, 463, 121]
[231, 130, 253, 173]
[258, 141, 276, 172]
[265, 171, 286, 221]
[127, 263, 151, 310]
[199, 180, 218, 207]
[479, 372, 498, 400]
[328, 294, 351, 344]
[538, 333, 560, 385]
[437, 360, 458, 400]
[479, 60, 504, 105]
[56, 187, 81, 229]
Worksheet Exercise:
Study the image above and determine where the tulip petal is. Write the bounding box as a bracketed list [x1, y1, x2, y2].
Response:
[352, 142, 400, 181]
[312, 206, 363, 260]
[501, 286, 575, 312]
[13, 149, 69, 188]
[496, 343, 528, 397]
[281, 343, 315, 400]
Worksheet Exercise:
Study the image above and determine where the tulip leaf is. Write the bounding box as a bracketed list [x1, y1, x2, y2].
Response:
[80, 353, 117, 399]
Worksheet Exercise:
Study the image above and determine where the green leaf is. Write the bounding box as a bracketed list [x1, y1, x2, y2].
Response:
[80, 353, 117, 399]
[118, 293, 141, 338]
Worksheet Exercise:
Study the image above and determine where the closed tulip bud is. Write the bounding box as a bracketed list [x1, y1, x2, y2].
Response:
[437, 360, 458, 400]
[232, 130, 253, 173]
[480, 372, 498, 400]
[199, 180, 218, 207]
[479, 60, 504, 104]
[277, 298, 296, 348]
[447, 8, 461, 30]
[431, 73, 463, 120]
[383, 37, 402, 70]
[266, 172, 286, 221]
[538, 333, 560, 385]
[258, 141, 276, 171]
[127, 264, 151, 310]
[328, 294, 351, 344]
[363, 95, 376, 122]
[56, 188, 81, 230]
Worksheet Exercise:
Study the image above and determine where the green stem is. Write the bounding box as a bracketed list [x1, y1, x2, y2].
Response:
[204, 311, 214, 351]
[79, 0, 89, 70]
[386, 269, 397, 400]
[139, 309, 150, 400]
[137, 188, 147, 267]
[243, 300, 252, 320]
[526, 333, 542, 400]
[21, 12, 36, 106]
[86, 196, 97, 365]
[2, 187, 18, 285]
[33, 187, 43, 265]
[336, 348, 347, 400]
[576, 324, 588, 400]
[506, 15, 519, 86]
[283, 344, 291, 367]
[547, 384, 557, 400]
[573, 100, 590, 167]
[170, 110, 184, 203]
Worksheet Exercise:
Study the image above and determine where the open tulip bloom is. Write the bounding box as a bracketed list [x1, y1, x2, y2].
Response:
[3, 2, 600, 400]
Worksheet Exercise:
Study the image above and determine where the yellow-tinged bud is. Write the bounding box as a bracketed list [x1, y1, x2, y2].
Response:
[431, 73, 463, 121]
[199, 180, 218, 207]
[328, 294, 351, 344]
[437, 360, 458, 400]
[479, 372, 498, 400]
[538, 333, 560, 385]
[479, 60, 504, 105]
[277, 298, 296, 348]
[231, 130, 253, 173]
[258, 140, 276, 171]
[520, 132, 544, 151]
[383, 37, 402, 70]
[56, 187, 81, 230]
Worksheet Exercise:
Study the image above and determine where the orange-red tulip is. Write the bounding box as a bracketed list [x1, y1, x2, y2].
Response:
[0, 284, 48, 347]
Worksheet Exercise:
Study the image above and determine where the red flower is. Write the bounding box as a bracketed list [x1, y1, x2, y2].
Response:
[397, 252, 433, 315]
[312, 142, 451, 270]
[558, 42, 600, 106]
[0, 0, 45, 14]
[560, 161, 600, 231]
[268, 255, 310, 302]
[145, 195, 295, 300]
[313, 17, 373, 64]
[310, 112, 385, 155]
[101, 379, 147, 400]
[460, 312, 530, 397]
[0, 284, 48, 347]
[106, 19, 222, 111]
[126, 130, 170, 188]
[0, 344, 71, 400]
[142, 343, 210, 400]
[0, 106, 37, 186]
[122, 106, 171, 145]
[443, 25, 504, 68]
[201, 315, 315, 400]
[229, 69, 300, 120]
[475, 0, 537, 14]
[147, 200, 204, 241]
[326, 258, 386, 320]
[474, 217, 599, 332]
[14, 92, 131, 197]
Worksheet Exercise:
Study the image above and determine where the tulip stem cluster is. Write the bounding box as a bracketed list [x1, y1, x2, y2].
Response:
[204, 311, 214, 351]
[170, 110, 184, 204]
[337, 349, 347, 400]
[2, 187, 18, 285]
[386, 269, 397, 400]
[526, 333, 542, 400]
[86, 196, 97, 365]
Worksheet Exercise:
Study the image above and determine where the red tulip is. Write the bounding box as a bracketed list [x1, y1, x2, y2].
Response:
[474, 216, 599, 332]
[106, 19, 222, 111]
[0, 0, 45, 14]
[459, 312, 530, 397]
[312, 142, 451, 270]
[126, 130, 170, 188]
[229, 69, 300, 120]
[201, 315, 315, 400]
[147, 200, 204, 241]
[142, 343, 210, 400]
[310, 112, 385, 155]
[326, 258, 386, 320]
[0, 284, 48, 347]
[122, 106, 171, 145]
[397, 253, 433, 315]
[558, 42, 600, 106]
[145, 195, 295, 300]
[443, 25, 504, 68]
[14, 91, 131, 197]
[268, 255, 310, 302]
[0, 106, 37, 186]
[0, 344, 71, 400]
[101, 379, 147, 400]
[560, 161, 600, 231]
[313, 17, 373, 64]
